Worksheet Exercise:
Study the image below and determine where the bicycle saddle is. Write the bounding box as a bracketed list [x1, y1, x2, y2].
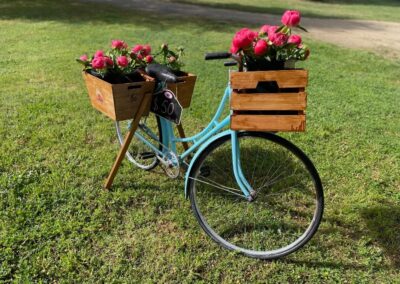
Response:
[145, 63, 178, 83]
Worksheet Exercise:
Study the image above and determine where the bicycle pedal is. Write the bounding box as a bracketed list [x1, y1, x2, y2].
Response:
[139, 152, 156, 159]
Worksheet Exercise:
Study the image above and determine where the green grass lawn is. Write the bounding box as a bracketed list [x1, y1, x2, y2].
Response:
[165, 0, 400, 22]
[1, 0, 400, 282]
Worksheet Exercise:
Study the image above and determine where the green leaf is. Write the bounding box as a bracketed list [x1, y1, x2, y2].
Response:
[297, 25, 308, 32]
[276, 25, 285, 33]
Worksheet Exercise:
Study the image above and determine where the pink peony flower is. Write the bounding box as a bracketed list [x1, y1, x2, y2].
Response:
[91, 57, 106, 69]
[232, 28, 258, 50]
[94, 50, 104, 58]
[142, 44, 152, 56]
[259, 25, 270, 35]
[267, 26, 279, 36]
[254, 40, 268, 56]
[105, 57, 114, 66]
[230, 43, 239, 54]
[145, 55, 153, 63]
[111, 40, 127, 49]
[132, 44, 143, 53]
[281, 10, 301, 27]
[288, 34, 302, 46]
[80, 54, 88, 61]
[117, 56, 129, 67]
[269, 32, 288, 47]
[136, 54, 143, 60]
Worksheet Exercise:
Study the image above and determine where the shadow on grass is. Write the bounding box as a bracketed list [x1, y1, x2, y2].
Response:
[167, 0, 348, 20]
[360, 204, 400, 268]
[282, 204, 400, 271]
[307, 0, 400, 6]
[0, 0, 236, 33]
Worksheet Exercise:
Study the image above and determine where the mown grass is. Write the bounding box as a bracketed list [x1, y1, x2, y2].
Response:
[1, 0, 400, 282]
[165, 0, 400, 22]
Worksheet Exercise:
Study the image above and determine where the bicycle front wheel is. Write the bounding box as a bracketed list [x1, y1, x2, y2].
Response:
[188, 132, 324, 259]
[115, 114, 162, 170]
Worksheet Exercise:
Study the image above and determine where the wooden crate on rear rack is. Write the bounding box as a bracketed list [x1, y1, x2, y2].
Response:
[230, 69, 308, 132]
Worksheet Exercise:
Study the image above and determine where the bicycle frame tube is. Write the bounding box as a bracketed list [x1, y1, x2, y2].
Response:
[159, 86, 232, 160]
[131, 85, 253, 198]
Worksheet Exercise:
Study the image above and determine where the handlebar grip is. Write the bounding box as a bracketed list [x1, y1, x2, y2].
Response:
[204, 52, 231, 60]
[224, 61, 237, 67]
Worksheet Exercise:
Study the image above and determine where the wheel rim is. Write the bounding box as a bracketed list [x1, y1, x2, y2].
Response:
[190, 133, 323, 257]
[115, 115, 161, 170]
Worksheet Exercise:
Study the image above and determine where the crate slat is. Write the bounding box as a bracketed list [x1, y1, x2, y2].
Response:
[231, 91, 307, 111]
[231, 114, 306, 132]
[230, 70, 308, 89]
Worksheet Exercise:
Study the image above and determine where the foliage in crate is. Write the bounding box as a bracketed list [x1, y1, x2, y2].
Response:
[229, 10, 310, 71]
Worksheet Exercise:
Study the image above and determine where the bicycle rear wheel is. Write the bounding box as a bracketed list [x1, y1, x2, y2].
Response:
[188, 132, 323, 259]
[115, 114, 162, 170]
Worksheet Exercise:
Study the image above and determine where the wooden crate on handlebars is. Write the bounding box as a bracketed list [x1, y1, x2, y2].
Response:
[230, 69, 308, 132]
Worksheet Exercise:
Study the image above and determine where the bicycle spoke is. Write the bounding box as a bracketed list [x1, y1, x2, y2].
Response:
[189, 132, 323, 258]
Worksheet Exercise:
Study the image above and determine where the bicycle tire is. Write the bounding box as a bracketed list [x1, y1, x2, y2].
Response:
[188, 131, 324, 259]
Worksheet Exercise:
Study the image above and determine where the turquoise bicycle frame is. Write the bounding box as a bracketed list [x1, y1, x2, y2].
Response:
[133, 86, 253, 200]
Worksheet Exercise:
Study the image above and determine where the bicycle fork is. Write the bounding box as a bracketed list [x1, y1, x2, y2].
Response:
[231, 131, 256, 201]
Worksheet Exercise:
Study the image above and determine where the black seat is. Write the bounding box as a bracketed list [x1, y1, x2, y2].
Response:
[145, 63, 178, 83]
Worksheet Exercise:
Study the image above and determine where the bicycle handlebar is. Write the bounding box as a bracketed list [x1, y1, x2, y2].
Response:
[224, 61, 237, 67]
[204, 52, 231, 60]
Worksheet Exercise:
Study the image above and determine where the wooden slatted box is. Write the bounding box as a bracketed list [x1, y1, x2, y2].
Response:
[167, 73, 197, 108]
[83, 71, 155, 121]
[230, 70, 308, 132]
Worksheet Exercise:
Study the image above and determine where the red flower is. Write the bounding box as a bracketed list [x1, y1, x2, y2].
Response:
[230, 43, 239, 54]
[288, 34, 302, 46]
[94, 50, 104, 58]
[136, 54, 143, 60]
[111, 40, 127, 49]
[259, 25, 270, 35]
[281, 10, 301, 27]
[91, 57, 106, 69]
[80, 54, 88, 61]
[269, 32, 288, 47]
[145, 55, 153, 63]
[254, 40, 268, 56]
[117, 56, 129, 67]
[105, 57, 114, 66]
[132, 44, 143, 53]
[142, 44, 152, 56]
[267, 26, 279, 36]
[232, 28, 257, 51]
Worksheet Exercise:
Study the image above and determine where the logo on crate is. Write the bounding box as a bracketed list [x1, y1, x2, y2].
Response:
[95, 89, 104, 103]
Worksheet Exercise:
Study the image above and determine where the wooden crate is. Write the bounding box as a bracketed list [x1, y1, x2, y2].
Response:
[167, 73, 197, 108]
[83, 72, 155, 121]
[230, 70, 308, 132]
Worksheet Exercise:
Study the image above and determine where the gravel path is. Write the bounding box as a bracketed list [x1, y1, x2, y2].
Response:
[82, 0, 400, 60]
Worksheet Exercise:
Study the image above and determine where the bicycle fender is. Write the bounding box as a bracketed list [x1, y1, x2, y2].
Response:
[184, 130, 232, 199]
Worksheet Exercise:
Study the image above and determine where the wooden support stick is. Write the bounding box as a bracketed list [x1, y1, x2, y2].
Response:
[104, 93, 152, 189]
[176, 123, 189, 151]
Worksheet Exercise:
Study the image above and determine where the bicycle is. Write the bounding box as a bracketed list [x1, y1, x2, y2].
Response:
[115, 52, 324, 259]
